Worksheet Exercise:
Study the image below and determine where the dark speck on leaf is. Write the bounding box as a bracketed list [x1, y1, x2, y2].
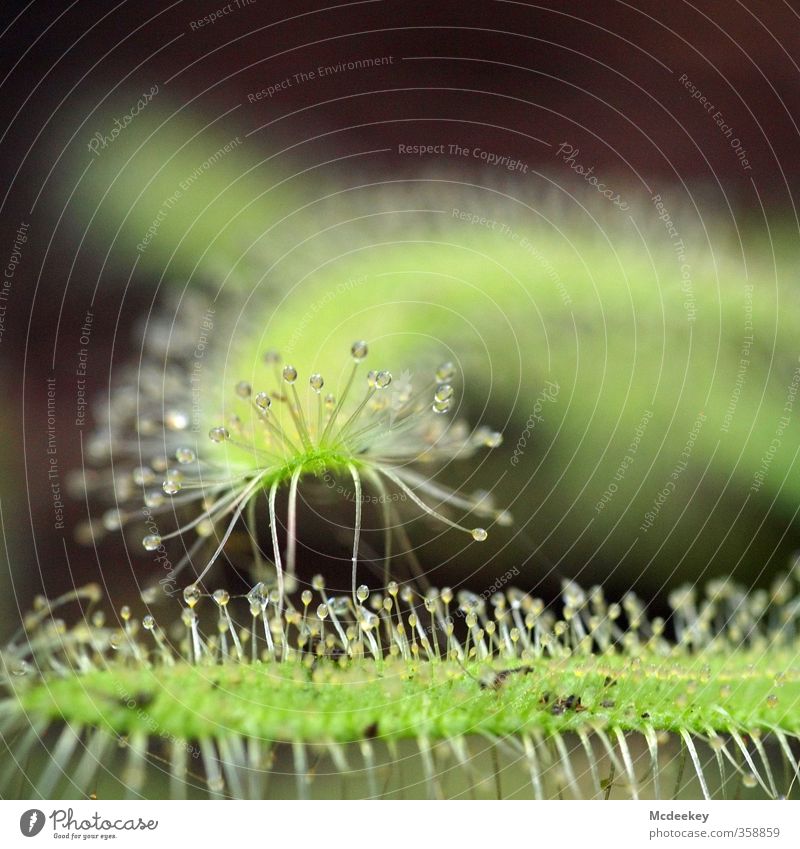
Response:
[119, 692, 154, 708]
[549, 694, 585, 715]
[480, 665, 534, 690]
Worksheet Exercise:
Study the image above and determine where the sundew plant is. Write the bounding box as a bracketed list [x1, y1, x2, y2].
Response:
[99, 330, 508, 607]
[3, 5, 800, 807]
[3, 287, 800, 801]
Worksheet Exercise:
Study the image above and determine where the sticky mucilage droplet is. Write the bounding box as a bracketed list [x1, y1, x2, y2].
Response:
[208, 426, 230, 443]
[351, 340, 368, 361]
[142, 534, 161, 551]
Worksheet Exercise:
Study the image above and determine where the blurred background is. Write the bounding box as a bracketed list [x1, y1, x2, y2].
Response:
[2, 0, 800, 625]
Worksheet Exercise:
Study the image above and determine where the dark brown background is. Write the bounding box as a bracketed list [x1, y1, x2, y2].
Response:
[2, 0, 799, 614]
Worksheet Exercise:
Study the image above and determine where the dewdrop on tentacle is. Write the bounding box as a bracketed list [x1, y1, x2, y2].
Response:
[82, 320, 510, 608]
[179, 340, 512, 607]
[7, 570, 800, 799]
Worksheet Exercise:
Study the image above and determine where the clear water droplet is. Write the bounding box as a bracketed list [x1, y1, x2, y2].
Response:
[196, 519, 214, 537]
[436, 362, 455, 382]
[162, 478, 182, 495]
[247, 582, 266, 606]
[434, 384, 454, 402]
[132, 466, 155, 486]
[102, 509, 125, 531]
[183, 584, 201, 608]
[483, 430, 503, 447]
[208, 426, 229, 443]
[165, 410, 189, 431]
[144, 490, 164, 508]
[175, 447, 196, 464]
